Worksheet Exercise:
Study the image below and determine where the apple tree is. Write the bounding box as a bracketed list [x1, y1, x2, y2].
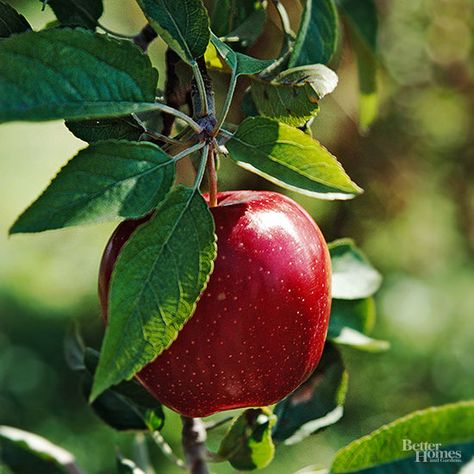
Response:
[0, 1, 473, 473]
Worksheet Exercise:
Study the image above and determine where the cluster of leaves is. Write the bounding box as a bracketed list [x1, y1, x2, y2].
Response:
[0, 0, 379, 402]
[3, 396, 474, 473]
[2, 1, 472, 474]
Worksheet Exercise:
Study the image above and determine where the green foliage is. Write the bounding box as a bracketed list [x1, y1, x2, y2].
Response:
[289, 0, 339, 67]
[209, 33, 274, 76]
[10, 141, 175, 233]
[42, 0, 104, 29]
[227, 117, 362, 199]
[91, 186, 217, 400]
[211, 0, 267, 49]
[0, 426, 79, 474]
[328, 239, 387, 351]
[218, 408, 276, 471]
[329, 239, 382, 299]
[66, 118, 143, 143]
[273, 343, 347, 445]
[117, 456, 146, 474]
[331, 401, 474, 473]
[250, 65, 338, 127]
[0, 2, 31, 37]
[0, 29, 159, 123]
[338, 0, 378, 131]
[137, 0, 210, 63]
[328, 299, 389, 352]
[83, 349, 165, 432]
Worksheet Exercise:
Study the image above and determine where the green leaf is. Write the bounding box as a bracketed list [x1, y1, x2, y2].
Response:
[338, 0, 378, 132]
[0, 29, 159, 123]
[66, 117, 143, 143]
[289, 0, 339, 67]
[338, 441, 474, 473]
[208, 33, 274, 76]
[136, 0, 210, 63]
[329, 239, 382, 299]
[10, 140, 175, 234]
[273, 343, 347, 445]
[0, 2, 31, 38]
[91, 186, 216, 400]
[83, 349, 165, 432]
[211, 0, 267, 49]
[42, 0, 104, 30]
[331, 400, 474, 473]
[227, 117, 362, 200]
[0, 426, 79, 474]
[251, 65, 338, 127]
[328, 298, 389, 352]
[218, 408, 276, 471]
[117, 456, 146, 474]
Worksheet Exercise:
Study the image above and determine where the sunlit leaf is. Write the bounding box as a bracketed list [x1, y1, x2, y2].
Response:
[219, 408, 276, 470]
[207, 33, 274, 76]
[0, 29, 159, 123]
[330, 239, 382, 299]
[0, 426, 79, 474]
[91, 186, 216, 400]
[331, 401, 474, 473]
[251, 64, 338, 126]
[227, 117, 362, 200]
[10, 141, 175, 233]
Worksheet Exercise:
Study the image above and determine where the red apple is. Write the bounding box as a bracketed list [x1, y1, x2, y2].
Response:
[99, 191, 331, 418]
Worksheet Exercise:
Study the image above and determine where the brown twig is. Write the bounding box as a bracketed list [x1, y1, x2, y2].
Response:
[207, 147, 218, 207]
[181, 417, 210, 474]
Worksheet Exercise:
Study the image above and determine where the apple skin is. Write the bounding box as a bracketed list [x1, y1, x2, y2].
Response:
[99, 191, 331, 418]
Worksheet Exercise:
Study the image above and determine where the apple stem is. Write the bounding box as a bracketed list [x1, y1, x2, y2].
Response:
[181, 416, 210, 474]
[207, 147, 218, 207]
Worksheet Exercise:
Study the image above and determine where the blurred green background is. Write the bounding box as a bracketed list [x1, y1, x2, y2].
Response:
[0, 0, 473, 472]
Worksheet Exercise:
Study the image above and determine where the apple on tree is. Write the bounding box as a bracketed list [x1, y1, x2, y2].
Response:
[99, 191, 332, 417]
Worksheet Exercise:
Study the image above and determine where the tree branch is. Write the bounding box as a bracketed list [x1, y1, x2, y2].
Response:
[133, 24, 158, 52]
[181, 417, 210, 474]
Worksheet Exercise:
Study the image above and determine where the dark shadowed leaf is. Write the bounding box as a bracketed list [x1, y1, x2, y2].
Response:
[219, 408, 276, 471]
[289, 0, 339, 67]
[83, 349, 165, 432]
[66, 118, 143, 143]
[90, 186, 217, 400]
[0, 29, 159, 123]
[0, 2, 31, 37]
[227, 117, 362, 199]
[251, 65, 338, 126]
[10, 141, 175, 233]
[328, 298, 389, 352]
[137, 0, 210, 63]
[329, 239, 382, 299]
[42, 0, 103, 29]
[0, 426, 80, 474]
[273, 343, 347, 445]
[338, 0, 378, 131]
[331, 401, 474, 473]
[211, 0, 267, 49]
